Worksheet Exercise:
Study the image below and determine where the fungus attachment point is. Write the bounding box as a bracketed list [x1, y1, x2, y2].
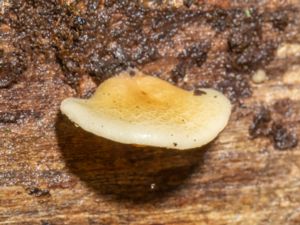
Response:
[61, 70, 231, 150]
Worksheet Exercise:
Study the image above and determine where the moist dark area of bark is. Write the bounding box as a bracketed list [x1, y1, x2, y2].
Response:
[2, 0, 295, 102]
[271, 122, 298, 150]
[269, 8, 290, 31]
[249, 104, 298, 150]
[0, 51, 27, 88]
[0, 110, 41, 124]
[171, 42, 210, 83]
[249, 106, 271, 138]
[227, 8, 276, 73]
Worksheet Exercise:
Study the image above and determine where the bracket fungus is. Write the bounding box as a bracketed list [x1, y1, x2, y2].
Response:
[61, 70, 231, 150]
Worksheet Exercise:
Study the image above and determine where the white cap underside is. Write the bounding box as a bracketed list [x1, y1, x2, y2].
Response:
[61, 88, 231, 150]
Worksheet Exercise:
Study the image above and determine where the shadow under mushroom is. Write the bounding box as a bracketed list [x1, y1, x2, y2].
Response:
[55, 113, 209, 203]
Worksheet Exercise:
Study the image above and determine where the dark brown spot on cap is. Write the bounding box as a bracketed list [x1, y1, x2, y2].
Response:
[193, 89, 207, 96]
[129, 70, 136, 76]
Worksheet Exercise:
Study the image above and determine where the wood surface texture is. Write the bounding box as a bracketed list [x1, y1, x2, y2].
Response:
[1, 1, 300, 225]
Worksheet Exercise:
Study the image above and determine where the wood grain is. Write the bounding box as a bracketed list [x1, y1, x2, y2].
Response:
[1, 2, 300, 225]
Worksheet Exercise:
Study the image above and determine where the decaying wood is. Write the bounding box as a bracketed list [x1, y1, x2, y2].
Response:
[1, 1, 300, 225]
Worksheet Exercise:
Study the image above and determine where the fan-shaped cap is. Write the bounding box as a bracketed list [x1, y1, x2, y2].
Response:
[61, 70, 231, 150]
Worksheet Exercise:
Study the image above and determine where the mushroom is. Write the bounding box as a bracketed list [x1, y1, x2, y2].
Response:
[252, 69, 268, 84]
[60, 70, 231, 150]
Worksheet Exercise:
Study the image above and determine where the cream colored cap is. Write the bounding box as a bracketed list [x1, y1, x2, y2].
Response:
[61, 70, 231, 150]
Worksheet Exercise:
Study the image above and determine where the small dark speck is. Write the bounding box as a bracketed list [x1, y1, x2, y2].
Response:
[75, 16, 86, 25]
[41, 220, 52, 225]
[194, 139, 197, 142]
[214, 96, 218, 98]
[26, 187, 50, 197]
[183, 0, 193, 8]
[173, 142, 178, 147]
[193, 89, 207, 96]
[170, 134, 174, 136]
[129, 70, 136, 76]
